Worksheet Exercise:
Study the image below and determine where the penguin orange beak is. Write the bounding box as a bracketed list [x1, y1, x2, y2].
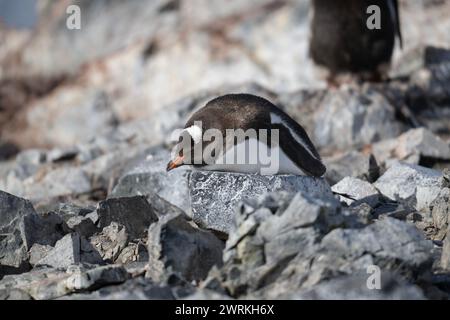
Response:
[166, 155, 184, 172]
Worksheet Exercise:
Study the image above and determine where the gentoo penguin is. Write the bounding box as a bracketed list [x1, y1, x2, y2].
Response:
[166, 94, 326, 177]
[309, 0, 402, 83]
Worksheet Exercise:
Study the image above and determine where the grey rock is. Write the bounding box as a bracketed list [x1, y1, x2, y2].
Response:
[292, 273, 425, 300]
[0, 264, 129, 300]
[323, 151, 380, 185]
[0, 191, 67, 275]
[210, 188, 433, 298]
[410, 59, 450, 107]
[14, 149, 46, 178]
[391, 46, 450, 78]
[82, 144, 148, 192]
[0, 232, 29, 276]
[110, 149, 191, 213]
[55, 203, 95, 221]
[66, 215, 99, 238]
[255, 217, 433, 299]
[47, 148, 78, 163]
[345, 203, 374, 226]
[312, 86, 404, 151]
[96, 196, 158, 239]
[0, 190, 36, 233]
[116, 242, 148, 265]
[144, 191, 187, 218]
[0, 288, 32, 300]
[441, 226, 450, 270]
[319, 217, 433, 273]
[29, 244, 53, 266]
[21, 167, 92, 201]
[183, 289, 233, 300]
[189, 171, 333, 234]
[60, 277, 176, 300]
[213, 191, 342, 297]
[90, 222, 129, 263]
[0, 267, 69, 300]
[374, 162, 443, 211]
[36, 234, 80, 268]
[9, 88, 118, 148]
[36, 233, 103, 268]
[65, 264, 130, 292]
[19, 211, 69, 249]
[373, 128, 450, 166]
[147, 212, 224, 282]
[332, 177, 380, 208]
[431, 187, 450, 241]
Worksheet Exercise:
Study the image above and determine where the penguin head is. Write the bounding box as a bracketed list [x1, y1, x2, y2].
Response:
[166, 123, 206, 171]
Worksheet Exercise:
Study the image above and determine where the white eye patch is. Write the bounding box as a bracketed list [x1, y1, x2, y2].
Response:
[184, 125, 203, 144]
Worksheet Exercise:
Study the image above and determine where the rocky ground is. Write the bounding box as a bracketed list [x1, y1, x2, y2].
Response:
[0, 0, 450, 300]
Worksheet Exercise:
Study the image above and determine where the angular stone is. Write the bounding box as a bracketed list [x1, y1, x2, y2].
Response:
[431, 187, 450, 241]
[323, 151, 379, 185]
[66, 215, 99, 238]
[211, 188, 433, 298]
[58, 277, 180, 300]
[374, 162, 443, 211]
[0, 190, 36, 233]
[0, 264, 129, 300]
[96, 196, 158, 239]
[292, 273, 425, 300]
[54, 203, 95, 221]
[189, 171, 333, 234]
[0, 231, 29, 276]
[36, 234, 80, 268]
[373, 128, 450, 166]
[20, 212, 69, 249]
[65, 264, 130, 292]
[332, 177, 380, 207]
[320, 217, 433, 271]
[36, 233, 103, 268]
[116, 242, 148, 265]
[0, 191, 67, 275]
[0, 288, 32, 300]
[90, 222, 129, 263]
[110, 149, 191, 213]
[147, 212, 224, 282]
[441, 226, 450, 270]
[29, 244, 52, 266]
[311, 86, 404, 151]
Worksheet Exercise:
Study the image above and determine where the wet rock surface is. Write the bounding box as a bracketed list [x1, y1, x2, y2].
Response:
[1, 0, 450, 300]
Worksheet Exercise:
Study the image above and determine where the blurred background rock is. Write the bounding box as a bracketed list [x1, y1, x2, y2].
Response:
[1, 0, 449, 150]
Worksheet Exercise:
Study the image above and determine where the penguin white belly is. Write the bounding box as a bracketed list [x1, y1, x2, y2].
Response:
[197, 138, 306, 176]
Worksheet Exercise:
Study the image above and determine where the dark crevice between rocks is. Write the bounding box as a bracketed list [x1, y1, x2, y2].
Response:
[141, 40, 159, 61]
[419, 156, 450, 171]
[254, 254, 297, 291]
[158, 0, 180, 13]
[0, 142, 20, 161]
[0, 262, 31, 281]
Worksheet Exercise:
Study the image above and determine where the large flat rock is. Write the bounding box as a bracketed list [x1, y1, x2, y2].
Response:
[189, 171, 333, 234]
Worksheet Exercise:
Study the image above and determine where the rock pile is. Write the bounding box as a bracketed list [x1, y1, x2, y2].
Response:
[1, 0, 450, 300]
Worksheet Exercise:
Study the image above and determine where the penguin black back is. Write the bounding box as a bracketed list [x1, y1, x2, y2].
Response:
[184, 94, 326, 177]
